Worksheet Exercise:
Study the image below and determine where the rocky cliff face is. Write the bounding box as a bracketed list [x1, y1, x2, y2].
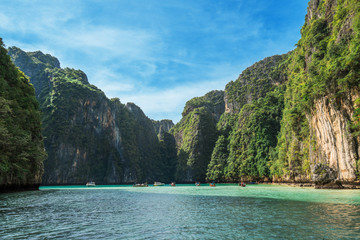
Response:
[309, 92, 358, 182]
[304, 0, 360, 182]
[8, 47, 60, 98]
[152, 119, 174, 137]
[209, 55, 288, 182]
[182, 90, 225, 121]
[9, 47, 174, 184]
[272, 0, 360, 183]
[224, 54, 288, 115]
[0, 39, 46, 191]
[170, 90, 224, 182]
[178, 0, 360, 184]
[6, 0, 359, 185]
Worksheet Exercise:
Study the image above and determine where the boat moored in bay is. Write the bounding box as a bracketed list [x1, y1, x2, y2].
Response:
[86, 181, 96, 187]
[133, 183, 148, 187]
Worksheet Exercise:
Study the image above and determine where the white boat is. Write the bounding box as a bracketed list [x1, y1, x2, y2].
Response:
[133, 183, 148, 187]
[86, 181, 96, 187]
[154, 182, 165, 186]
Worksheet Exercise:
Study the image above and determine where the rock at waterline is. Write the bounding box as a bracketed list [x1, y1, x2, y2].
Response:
[312, 163, 344, 189]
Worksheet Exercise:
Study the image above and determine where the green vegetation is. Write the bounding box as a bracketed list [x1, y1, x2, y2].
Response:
[225, 87, 285, 181]
[5, 0, 360, 185]
[206, 135, 228, 182]
[159, 132, 178, 182]
[204, 55, 288, 182]
[171, 91, 222, 182]
[224, 54, 288, 114]
[204, 0, 360, 182]
[271, 0, 360, 181]
[9, 47, 177, 184]
[0, 39, 46, 189]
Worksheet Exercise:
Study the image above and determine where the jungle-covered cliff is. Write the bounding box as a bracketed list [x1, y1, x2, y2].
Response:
[0, 39, 46, 191]
[173, 0, 360, 184]
[8, 47, 177, 185]
[152, 119, 174, 137]
[270, 0, 360, 183]
[4, 0, 360, 186]
[170, 90, 225, 182]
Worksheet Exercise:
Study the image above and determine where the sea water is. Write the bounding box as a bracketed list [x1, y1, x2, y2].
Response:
[1, 184, 360, 239]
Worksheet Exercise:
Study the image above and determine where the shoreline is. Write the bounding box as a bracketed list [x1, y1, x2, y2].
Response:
[38, 181, 360, 189]
[262, 182, 360, 189]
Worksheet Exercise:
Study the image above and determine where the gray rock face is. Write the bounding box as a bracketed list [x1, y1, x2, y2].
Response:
[171, 90, 222, 182]
[8, 47, 170, 185]
[312, 163, 343, 189]
[312, 163, 337, 184]
[224, 54, 288, 115]
[8, 46, 61, 98]
[182, 90, 225, 122]
[309, 96, 358, 182]
[152, 119, 174, 137]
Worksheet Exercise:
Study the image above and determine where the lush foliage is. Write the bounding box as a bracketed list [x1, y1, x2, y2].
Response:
[9, 47, 177, 184]
[171, 92, 221, 182]
[206, 135, 228, 181]
[0, 39, 46, 188]
[225, 55, 288, 114]
[225, 87, 285, 181]
[203, 54, 289, 182]
[6, 0, 360, 185]
[271, 0, 360, 180]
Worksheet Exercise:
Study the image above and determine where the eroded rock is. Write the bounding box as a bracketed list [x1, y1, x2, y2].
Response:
[312, 163, 344, 189]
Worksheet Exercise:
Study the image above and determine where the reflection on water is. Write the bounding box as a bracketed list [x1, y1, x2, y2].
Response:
[1, 185, 360, 239]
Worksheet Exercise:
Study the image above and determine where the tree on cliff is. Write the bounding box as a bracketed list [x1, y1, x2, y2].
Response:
[0, 38, 46, 190]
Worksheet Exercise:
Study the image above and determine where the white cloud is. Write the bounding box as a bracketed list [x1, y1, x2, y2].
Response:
[102, 83, 135, 94]
[90, 68, 135, 93]
[0, 0, 307, 124]
[58, 26, 160, 62]
[0, 13, 11, 30]
[105, 63, 243, 123]
[0, 1, 161, 64]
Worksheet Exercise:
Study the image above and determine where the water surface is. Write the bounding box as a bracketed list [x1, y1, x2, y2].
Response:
[1, 184, 360, 239]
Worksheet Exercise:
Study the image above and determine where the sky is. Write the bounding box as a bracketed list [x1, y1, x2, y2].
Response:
[0, 0, 309, 123]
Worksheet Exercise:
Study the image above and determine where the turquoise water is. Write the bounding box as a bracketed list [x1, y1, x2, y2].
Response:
[1, 184, 360, 239]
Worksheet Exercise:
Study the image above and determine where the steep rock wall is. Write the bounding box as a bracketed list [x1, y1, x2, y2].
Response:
[9, 47, 173, 185]
[0, 39, 46, 191]
[310, 95, 358, 181]
[171, 91, 223, 182]
[272, 0, 360, 183]
[152, 119, 174, 137]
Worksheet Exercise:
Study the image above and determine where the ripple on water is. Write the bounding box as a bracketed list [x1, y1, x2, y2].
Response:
[1, 185, 360, 239]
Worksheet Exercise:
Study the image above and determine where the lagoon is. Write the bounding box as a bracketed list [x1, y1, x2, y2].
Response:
[1, 184, 360, 239]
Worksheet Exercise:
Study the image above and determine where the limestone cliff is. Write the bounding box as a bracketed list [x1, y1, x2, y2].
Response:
[0, 39, 46, 191]
[309, 96, 358, 182]
[9, 47, 175, 184]
[208, 55, 288, 182]
[306, 0, 360, 183]
[188, 0, 360, 184]
[272, 0, 360, 183]
[170, 90, 224, 182]
[224, 54, 288, 115]
[152, 119, 174, 137]
[305, 0, 360, 182]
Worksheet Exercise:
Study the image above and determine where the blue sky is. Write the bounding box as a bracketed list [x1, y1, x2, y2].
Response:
[0, 0, 308, 123]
